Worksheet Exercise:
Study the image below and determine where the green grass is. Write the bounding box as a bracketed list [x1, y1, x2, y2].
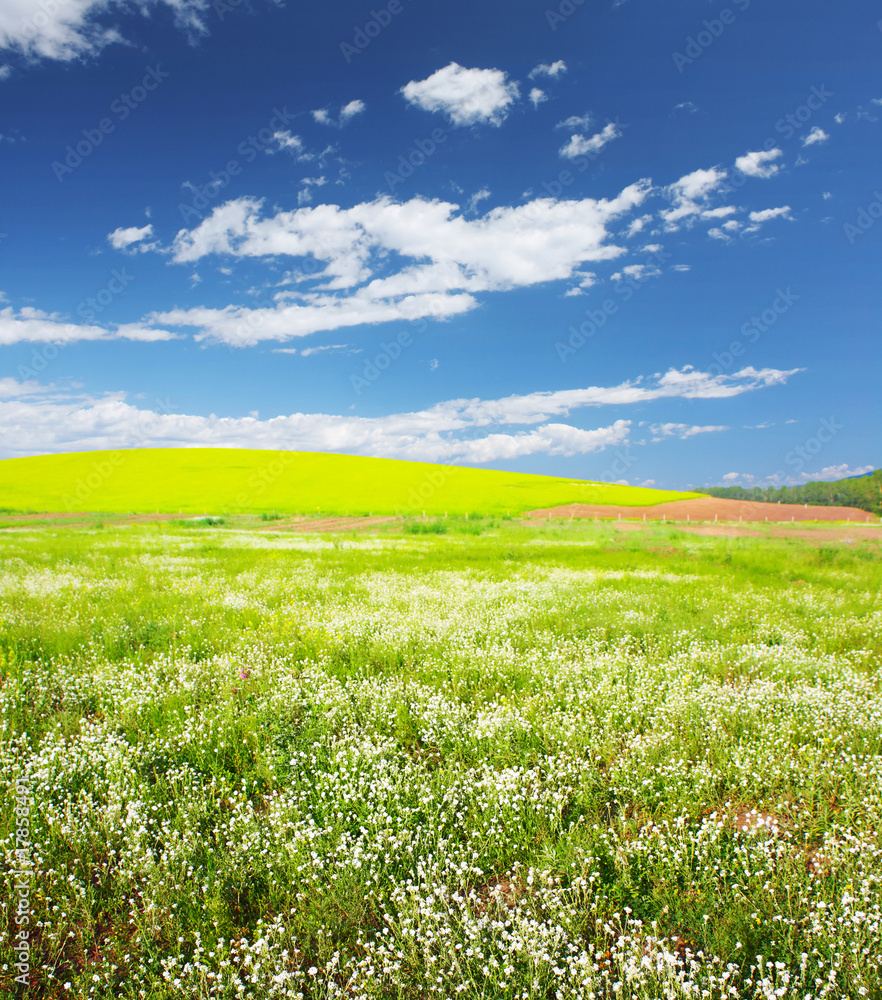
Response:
[1, 518, 879, 999]
[0, 448, 703, 516]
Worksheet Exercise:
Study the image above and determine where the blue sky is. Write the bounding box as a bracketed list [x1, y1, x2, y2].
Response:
[0, 0, 879, 489]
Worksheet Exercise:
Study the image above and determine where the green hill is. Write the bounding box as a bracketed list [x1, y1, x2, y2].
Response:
[0, 449, 703, 517]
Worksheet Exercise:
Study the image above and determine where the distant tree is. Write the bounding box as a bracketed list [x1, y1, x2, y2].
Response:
[701, 470, 881, 515]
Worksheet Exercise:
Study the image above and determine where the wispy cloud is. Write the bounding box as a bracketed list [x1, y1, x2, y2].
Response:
[0, 366, 800, 461]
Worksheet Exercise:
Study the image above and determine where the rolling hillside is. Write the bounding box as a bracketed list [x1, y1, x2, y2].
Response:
[0, 449, 703, 517]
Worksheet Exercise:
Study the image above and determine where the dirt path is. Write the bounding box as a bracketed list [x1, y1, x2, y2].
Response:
[264, 515, 399, 532]
[527, 496, 879, 524]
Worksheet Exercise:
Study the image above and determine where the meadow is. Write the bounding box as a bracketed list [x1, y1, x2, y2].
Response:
[1, 517, 881, 999]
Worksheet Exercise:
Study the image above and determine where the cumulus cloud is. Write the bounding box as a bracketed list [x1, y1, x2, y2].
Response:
[107, 224, 153, 249]
[559, 122, 622, 160]
[660, 166, 728, 229]
[0, 365, 799, 461]
[0, 0, 207, 64]
[150, 184, 650, 344]
[401, 62, 519, 126]
[735, 148, 783, 179]
[529, 88, 547, 108]
[528, 60, 566, 79]
[802, 126, 829, 147]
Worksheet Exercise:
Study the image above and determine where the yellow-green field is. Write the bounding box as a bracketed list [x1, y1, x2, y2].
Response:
[0, 449, 702, 516]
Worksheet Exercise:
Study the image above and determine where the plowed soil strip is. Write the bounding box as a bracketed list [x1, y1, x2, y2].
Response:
[265, 516, 399, 532]
[527, 497, 879, 524]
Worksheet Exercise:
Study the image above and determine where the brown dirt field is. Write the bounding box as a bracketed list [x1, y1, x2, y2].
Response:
[264, 516, 399, 532]
[527, 496, 880, 524]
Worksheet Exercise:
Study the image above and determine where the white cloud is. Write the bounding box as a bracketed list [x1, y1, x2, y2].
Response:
[834, 112, 846, 124]
[672, 264, 691, 272]
[748, 206, 792, 224]
[401, 63, 519, 127]
[660, 166, 728, 228]
[822, 191, 832, 200]
[0, 64, 11, 79]
[466, 187, 491, 212]
[0, 301, 178, 345]
[529, 88, 547, 108]
[701, 206, 736, 219]
[156, 185, 650, 344]
[802, 464, 875, 481]
[107, 224, 153, 249]
[0, 0, 207, 63]
[528, 60, 566, 79]
[611, 262, 661, 282]
[556, 111, 592, 131]
[269, 132, 308, 157]
[735, 148, 783, 179]
[708, 227, 732, 242]
[673, 101, 698, 114]
[625, 214, 651, 237]
[0, 366, 798, 461]
[801, 126, 829, 147]
[559, 122, 622, 160]
[340, 99, 365, 122]
[719, 463, 876, 488]
[650, 422, 728, 441]
[298, 343, 354, 357]
[311, 101, 365, 128]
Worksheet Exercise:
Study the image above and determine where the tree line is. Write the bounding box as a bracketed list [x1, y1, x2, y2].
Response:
[702, 469, 882, 515]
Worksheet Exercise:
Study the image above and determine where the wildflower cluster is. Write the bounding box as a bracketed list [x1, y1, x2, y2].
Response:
[0, 522, 880, 998]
